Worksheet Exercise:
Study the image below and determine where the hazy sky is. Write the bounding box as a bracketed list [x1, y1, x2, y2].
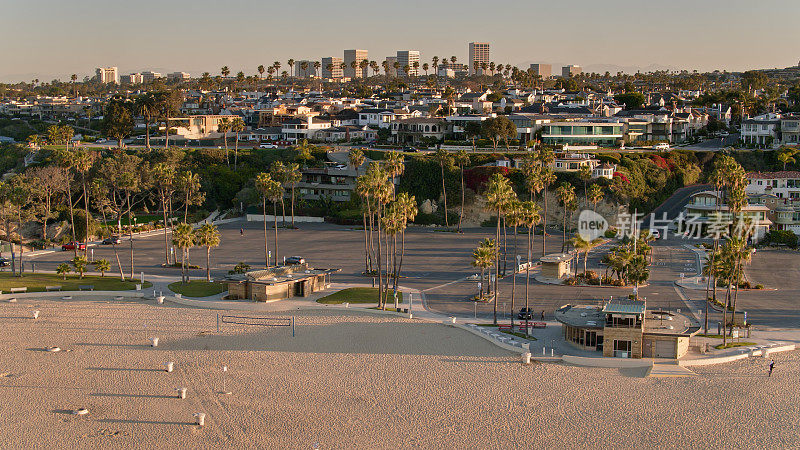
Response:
[2, 0, 798, 82]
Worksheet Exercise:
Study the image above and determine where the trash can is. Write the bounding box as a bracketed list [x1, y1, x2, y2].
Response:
[32, 310, 40, 320]
[177, 387, 187, 399]
[193, 413, 205, 427]
[522, 352, 531, 365]
[156, 296, 165, 305]
[151, 337, 159, 347]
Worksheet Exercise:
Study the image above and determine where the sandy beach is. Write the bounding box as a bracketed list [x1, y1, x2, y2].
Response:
[1, 296, 799, 449]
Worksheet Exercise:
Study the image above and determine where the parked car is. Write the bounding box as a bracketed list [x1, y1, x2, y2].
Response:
[284, 256, 305, 265]
[259, 143, 278, 149]
[0, 257, 10, 267]
[517, 308, 534, 320]
[102, 236, 122, 245]
[62, 241, 86, 251]
[648, 229, 661, 239]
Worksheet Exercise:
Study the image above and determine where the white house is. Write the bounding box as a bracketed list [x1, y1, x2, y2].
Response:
[741, 113, 781, 147]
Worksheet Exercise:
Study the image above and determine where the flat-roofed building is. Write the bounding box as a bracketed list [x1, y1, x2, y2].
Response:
[397, 50, 420, 77]
[141, 71, 162, 83]
[322, 57, 343, 79]
[468, 42, 490, 75]
[225, 263, 338, 301]
[95, 67, 119, 84]
[344, 49, 368, 78]
[167, 71, 190, 81]
[562, 65, 582, 78]
[530, 63, 552, 79]
[543, 122, 624, 147]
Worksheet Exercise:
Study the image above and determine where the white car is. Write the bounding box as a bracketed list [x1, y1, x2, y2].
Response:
[648, 229, 661, 239]
[259, 143, 278, 149]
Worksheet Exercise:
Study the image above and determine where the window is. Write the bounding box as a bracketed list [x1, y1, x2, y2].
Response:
[613, 340, 632, 358]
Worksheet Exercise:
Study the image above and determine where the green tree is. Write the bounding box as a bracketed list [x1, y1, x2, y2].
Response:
[56, 262, 70, 280]
[71, 255, 88, 279]
[93, 259, 111, 277]
[614, 92, 646, 110]
[133, 93, 157, 150]
[172, 223, 194, 283]
[102, 98, 134, 148]
[195, 223, 221, 282]
[471, 239, 496, 299]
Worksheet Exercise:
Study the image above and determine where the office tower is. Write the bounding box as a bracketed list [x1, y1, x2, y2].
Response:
[295, 60, 315, 78]
[167, 72, 191, 81]
[95, 67, 119, 84]
[322, 57, 343, 79]
[529, 63, 552, 79]
[562, 65, 583, 78]
[468, 42, 490, 75]
[396, 50, 420, 77]
[141, 71, 162, 83]
[343, 49, 369, 78]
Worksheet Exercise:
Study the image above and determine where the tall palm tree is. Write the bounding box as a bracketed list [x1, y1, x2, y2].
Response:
[285, 163, 301, 228]
[471, 239, 496, 299]
[777, 148, 796, 170]
[518, 200, 541, 333]
[255, 172, 275, 267]
[231, 117, 245, 169]
[218, 118, 231, 165]
[73, 149, 94, 253]
[172, 223, 194, 283]
[556, 183, 576, 252]
[195, 223, 220, 282]
[383, 151, 404, 195]
[134, 93, 157, 150]
[588, 184, 604, 212]
[455, 149, 470, 232]
[434, 148, 453, 227]
[536, 149, 556, 256]
[578, 165, 592, 207]
[484, 173, 515, 324]
[221, 66, 230, 78]
[257, 65, 265, 82]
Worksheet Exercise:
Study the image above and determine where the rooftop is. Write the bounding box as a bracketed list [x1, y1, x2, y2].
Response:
[602, 299, 646, 315]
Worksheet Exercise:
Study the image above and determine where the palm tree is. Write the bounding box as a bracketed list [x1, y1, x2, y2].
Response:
[383, 151, 405, 194]
[484, 173, 515, 324]
[94, 259, 111, 277]
[172, 223, 194, 283]
[195, 223, 220, 282]
[270, 161, 288, 225]
[231, 117, 245, 169]
[134, 93, 157, 150]
[588, 184, 604, 212]
[257, 65, 265, 82]
[777, 147, 797, 170]
[578, 165, 592, 206]
[218, 118, 231, 165]
[71, 255, 88, 279]
[556, 183, 576, 252]
[392, 192, 417, 307]
[56, 262, 70, 280]
[221, 66, 230, 78]
[433, 148, 453, 227]
[537, 150, 556, 256]
[349, 148, 365, 172]
[518, 200, 541, 333]
[255, 173, 279, 267]
[285, 163, 301, 228]
[471, 239, 496, 300]
[454, 150, 470, 232]
[73, 149, 94, 253]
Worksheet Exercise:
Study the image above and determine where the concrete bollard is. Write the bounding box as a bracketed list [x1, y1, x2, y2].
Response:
[156, 296, 165, 305]
[408, 313, 413, 319]
[194, 413, 205, 427]
[450, 317, 457, 324]
[551, 348, 554, 357]
[542, 346, 546, 356]
[32, 310, 40, 320]
[177, 387, 187, 399]
[165, 361, 174, 373]
[151, 337, 159, 347]
[522, 352, 531, 365]
[344, 302, 349, 308]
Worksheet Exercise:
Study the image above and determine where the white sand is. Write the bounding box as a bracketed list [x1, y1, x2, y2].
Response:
[1, 297, 799, 449]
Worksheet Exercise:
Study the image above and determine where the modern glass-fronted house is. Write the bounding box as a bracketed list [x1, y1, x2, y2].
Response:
[542, 122, 624, 147]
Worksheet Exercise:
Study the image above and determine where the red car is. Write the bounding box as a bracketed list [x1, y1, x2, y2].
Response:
[62, 241, 86, 251]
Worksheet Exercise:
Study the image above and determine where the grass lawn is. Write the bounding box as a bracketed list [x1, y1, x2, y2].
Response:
[715, 342, 757, 350]
[0, 272, 152, 293]
[317, 287, 403, 305]
[167, 281, 226, 298]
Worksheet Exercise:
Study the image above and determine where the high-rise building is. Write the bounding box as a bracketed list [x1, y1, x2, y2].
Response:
[141, 71, 162, 83]
[562, 65, 582, 78]
[385, 56, 398, 77]
[396, 50, 420, 77]
[322, 57, 343, 79]
[95, 67, 119, 84]
[295, 60, 315, 78]
[530, 64, 552, 79]
[167, 72, 191, 81]
[122, 73, 143, 84]
[343, 49, 369, 78]
[468, 42, 490, 75]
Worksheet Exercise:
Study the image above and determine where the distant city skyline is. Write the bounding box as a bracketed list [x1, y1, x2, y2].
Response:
[2, 0, 799, 83]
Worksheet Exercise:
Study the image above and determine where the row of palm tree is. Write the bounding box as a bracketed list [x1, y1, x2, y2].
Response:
[171, 223, 220, 283]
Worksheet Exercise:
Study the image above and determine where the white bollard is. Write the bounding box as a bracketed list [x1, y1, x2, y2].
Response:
[522, 352, 531, 365]
[193, 413, 206, 427]
[551, 348, 554, 357]
[156, 296, 165, 305]
[542, 346, 546, 356]
[177, 387, 187, 399]
[450, 317, 457, 324]
[151, 337, 159, 347]
[344, 302, 349, 308]
[32, 310, 40, 320]
[165, 361, 174, 373]
[408, 313, 413, 319]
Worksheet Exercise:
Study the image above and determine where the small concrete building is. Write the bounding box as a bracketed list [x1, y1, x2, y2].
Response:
[225, 264, 337, 302]
[540, 253, 573, 279]
[555, 299, 700, 359]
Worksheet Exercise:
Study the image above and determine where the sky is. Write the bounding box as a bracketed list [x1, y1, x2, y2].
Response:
[1, 0, 799, 83]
